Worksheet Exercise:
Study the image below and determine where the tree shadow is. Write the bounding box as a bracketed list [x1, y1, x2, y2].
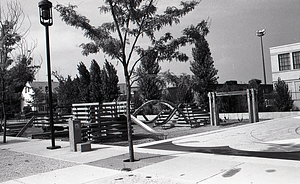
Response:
[142, 141, 300, 161]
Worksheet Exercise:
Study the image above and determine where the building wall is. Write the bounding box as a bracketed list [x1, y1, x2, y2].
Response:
[21, 82, 35, 112]
[270, 42, 300, 108]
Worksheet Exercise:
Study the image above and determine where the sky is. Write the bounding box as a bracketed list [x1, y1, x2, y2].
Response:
[2, 0, 300, 84]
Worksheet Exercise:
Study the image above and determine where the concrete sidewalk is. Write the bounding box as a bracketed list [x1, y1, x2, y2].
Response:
[1, 116, 300, 183]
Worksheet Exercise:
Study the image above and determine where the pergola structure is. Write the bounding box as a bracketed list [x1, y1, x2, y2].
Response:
[208, 89, 259, 126]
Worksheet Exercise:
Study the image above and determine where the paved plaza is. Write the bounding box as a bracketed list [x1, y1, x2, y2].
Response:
[1, 116, 300, 183]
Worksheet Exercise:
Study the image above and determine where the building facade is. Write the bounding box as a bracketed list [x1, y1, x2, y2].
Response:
[21, 81, 59, 113]
[270, 42, 300, 108]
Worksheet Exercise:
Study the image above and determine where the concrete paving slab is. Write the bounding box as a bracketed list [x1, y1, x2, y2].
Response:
[86, 172, 189, 184]
[1, 139, 69, 155]
[203, 162, 300, 184]
[195, 152, 300, 168]
[88, 172, 190, 184]
[1, 137, 129, 164]
[58, 147, 129, 163]
[1, 138, 41, 150]
[11, 165, 121, 184]
[132, 151, 300, 184]
[1, 136, 34, 143]
[0, 180, 23, 184]
[135, 155, 244, 183]
[249, 117, 300, 142]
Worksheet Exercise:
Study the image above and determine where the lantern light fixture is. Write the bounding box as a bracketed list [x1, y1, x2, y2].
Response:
[38, 0, 53, 26]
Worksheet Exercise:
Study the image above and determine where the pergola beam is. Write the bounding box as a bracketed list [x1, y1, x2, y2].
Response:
[215, 91, 247, 97]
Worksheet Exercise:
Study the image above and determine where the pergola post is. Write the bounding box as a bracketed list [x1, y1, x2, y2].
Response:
[213, 92, 219, 126]
[247, 89, 254, 123]
[209, 92, 219, 126]
[208, 92, 214, 126]
[251, 89, 259, 122]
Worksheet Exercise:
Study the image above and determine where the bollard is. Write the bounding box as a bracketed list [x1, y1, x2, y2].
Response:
[69, 119, 81, 152]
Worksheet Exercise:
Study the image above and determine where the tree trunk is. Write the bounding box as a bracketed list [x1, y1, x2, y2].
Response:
[2, 101, 6, 143]
[125, 73, 134, 162]
[1, 73, 6, 143]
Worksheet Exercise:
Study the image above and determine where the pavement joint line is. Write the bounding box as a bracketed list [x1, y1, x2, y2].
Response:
[7, 147, 86, 165]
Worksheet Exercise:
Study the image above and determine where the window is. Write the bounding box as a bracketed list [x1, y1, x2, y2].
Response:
[293, 51, 300, 69]
[278, 53, 291, 71]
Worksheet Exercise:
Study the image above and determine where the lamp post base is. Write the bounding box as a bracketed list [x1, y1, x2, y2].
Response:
[46, 145, 61, 150]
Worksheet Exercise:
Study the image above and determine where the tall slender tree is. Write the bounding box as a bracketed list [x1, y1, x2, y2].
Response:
[56, 0, 202, 161]
[77, 62, 91, 102]
[89, 60, 103, 103]
[187, 21, 219, 110]
[101, 60, 119, 102]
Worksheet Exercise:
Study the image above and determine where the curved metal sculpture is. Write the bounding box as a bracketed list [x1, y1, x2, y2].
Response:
[133, 100, 191, 125]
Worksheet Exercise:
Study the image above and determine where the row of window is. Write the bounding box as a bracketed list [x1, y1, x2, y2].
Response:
[278, 51, 300, 71]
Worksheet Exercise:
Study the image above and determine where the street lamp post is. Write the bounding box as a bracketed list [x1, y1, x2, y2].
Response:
[38, 0, 60, 149]
[45, 86, 49, 114]
[256, 29, 267, 85]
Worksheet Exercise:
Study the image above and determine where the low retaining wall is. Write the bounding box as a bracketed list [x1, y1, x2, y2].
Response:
[220, 111, 300, 120]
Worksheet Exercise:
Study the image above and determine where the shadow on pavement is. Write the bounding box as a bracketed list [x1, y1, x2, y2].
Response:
[142, 141, 300, 161]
